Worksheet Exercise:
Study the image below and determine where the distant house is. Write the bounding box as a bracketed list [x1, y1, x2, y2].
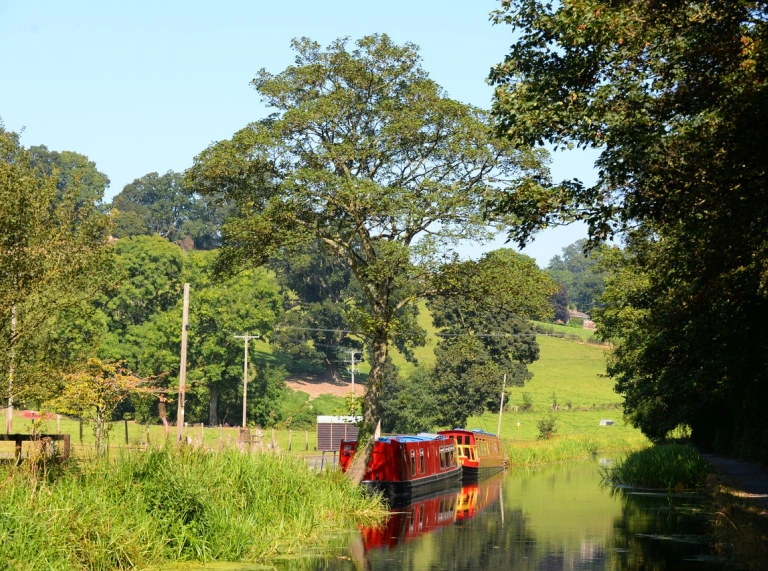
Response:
[568, 308, 596, 330]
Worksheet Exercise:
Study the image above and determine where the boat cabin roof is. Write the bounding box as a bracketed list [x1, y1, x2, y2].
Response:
[380, 434, 448, 444]
[439, 428, 499, 439]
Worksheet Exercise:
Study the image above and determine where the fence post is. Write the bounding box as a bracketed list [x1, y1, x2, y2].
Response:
[124, 419, 129, 445]
[79, 418, 83, 444]
[288, 430, 292, 451]
[305, 430, 308, 451]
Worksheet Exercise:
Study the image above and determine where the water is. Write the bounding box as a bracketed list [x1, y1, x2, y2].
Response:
[171, 461, 727, 570]
[279, 461, 726, 570]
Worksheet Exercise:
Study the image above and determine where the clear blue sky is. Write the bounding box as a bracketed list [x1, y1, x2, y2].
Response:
[0, 0, 598, 267]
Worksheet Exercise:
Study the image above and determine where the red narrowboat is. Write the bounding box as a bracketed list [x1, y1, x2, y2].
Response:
[437, 428, 507, 481]
[339, 433, 462, 499]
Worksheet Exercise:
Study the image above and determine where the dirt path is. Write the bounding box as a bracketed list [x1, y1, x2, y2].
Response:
[703, 454, 768, 513]
[285, 376, 365, 399]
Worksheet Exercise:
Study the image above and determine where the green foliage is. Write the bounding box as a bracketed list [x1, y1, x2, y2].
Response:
[48, 359, 154, 456]
[111, 170, 227, 249]
[28, 144, 110, 210]
[269, 241, 363, 381]
[604, 444, 709, 490]
[536, 413, 558, 440]
[0, 447, 384, 568]
[0, 129, 112, 407]
[490, 1, 768, 458]
[547, 240, 609, 315]
[100, 235, 184, 335]
[247, 364, 288, 428]
[424, 249, 555, 428]
[186, 34, 549, 451]
[380, 365, 439, 434]
[520, 391, 533, 412]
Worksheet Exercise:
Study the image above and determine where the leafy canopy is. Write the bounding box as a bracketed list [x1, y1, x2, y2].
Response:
[490, 0, 768, 454]
[186, 35, 550, 479]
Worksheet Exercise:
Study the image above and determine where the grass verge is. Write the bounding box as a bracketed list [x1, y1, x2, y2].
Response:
[0, 446, 384, 570]
[503, 433, 648, 467]
[602, 443, 709, 490]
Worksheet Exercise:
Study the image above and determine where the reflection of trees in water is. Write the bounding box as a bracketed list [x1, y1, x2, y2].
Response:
[417, 507, 538, 571]
[607, 491, 720, 571]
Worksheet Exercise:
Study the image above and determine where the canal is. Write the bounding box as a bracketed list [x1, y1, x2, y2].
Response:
[278, 460, 725, 570]
[172, 460, 727, 570]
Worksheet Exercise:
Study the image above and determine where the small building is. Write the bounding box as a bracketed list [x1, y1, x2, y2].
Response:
[316, 415, 361, 452]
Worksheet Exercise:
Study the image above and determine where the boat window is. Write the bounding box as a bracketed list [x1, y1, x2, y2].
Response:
[450, 447, 455, 465]
[456, 435, 463, 445]
[410, 449, 416, 476]
[439, 446, 445, 469]
[419, 448, 425, 473]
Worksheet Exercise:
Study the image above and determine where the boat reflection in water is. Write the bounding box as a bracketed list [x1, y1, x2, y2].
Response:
[358, 473, 504, 552]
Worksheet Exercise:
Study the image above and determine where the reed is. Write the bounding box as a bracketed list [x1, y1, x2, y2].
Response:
[503, 433, 647, 466]
[603, 443, 709, 490]
[0, 446, 384, 570]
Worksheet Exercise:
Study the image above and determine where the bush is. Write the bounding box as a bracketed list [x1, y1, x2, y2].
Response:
[520, 392, 534, 412]
[537, 413, 558, 440]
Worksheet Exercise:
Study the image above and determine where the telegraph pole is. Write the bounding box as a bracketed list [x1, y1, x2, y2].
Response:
[235, 332, 260, 428]
[497, 373, 507, 437]
[6, 304, 16, 434]
[176, 284, 190, 443]
[348, 349, 357, 393]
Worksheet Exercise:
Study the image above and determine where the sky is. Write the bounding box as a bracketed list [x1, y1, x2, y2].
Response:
[0, 0, 599, 267]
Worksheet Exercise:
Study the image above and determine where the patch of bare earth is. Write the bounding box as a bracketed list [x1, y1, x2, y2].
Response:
[285, 375, 364, 399]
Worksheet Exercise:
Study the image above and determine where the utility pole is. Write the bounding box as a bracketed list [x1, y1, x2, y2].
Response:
[347, 349, 357, 393]
[235, 332, 260, 428]
[6, 304, 16, 435]
[497, 373, 507, 437]
[176, 284, 190, 443]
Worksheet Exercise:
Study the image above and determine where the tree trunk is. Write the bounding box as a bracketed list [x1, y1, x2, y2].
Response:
[323, 359, 342, 383]
[209, 384, 219, 426]
[346, 331, 387, 485]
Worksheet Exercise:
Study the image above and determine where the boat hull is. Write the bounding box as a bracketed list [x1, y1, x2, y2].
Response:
[460, 464, 506, 482]
[363, 465, 462, 502]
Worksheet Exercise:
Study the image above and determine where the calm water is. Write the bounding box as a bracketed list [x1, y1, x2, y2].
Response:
[174, 461, 727, 570]
[281, 461, 725, 570]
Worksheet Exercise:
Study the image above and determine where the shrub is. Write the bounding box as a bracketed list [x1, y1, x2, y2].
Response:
[520, 392, 534, 412]
[537, 413, 558, 440]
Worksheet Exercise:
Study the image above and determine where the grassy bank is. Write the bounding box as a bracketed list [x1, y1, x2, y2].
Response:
[602, 443, 709, 490]
[0, 446, 384, 570]
[501, 433, 648, 466]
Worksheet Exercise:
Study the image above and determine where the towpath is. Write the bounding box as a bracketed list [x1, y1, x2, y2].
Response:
[703, 454, 768, 513]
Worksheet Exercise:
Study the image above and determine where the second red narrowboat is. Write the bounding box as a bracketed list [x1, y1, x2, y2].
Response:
[339, 433, 462, 500]
[437, 428, 507, 480]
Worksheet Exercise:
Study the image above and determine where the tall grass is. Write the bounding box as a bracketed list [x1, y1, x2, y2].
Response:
[503, 434, 648, 466]
[0, 446, 384, 570]
[603, 443, 709, 490]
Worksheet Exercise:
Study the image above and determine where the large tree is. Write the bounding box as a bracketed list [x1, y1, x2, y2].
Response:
[428, 250, 551, 428]
[547, 239, 609, 315]
[187, 35, 549, 481]
[0, 129, 111, 423]
[111, 171, 227, 250]
[490, 1, 768, 455]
